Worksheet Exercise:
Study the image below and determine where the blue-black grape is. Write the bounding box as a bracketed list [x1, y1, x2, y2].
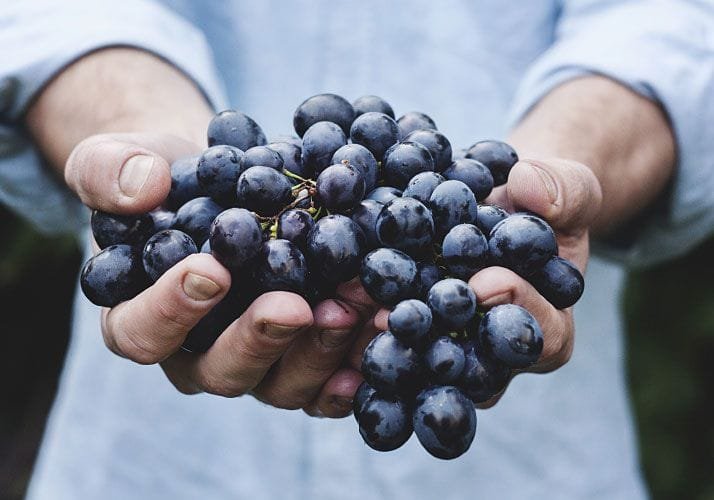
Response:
[441, 224, 489, 280]
[353, 380, 378, 422]
[174, 197, 223, 246]
[427, 278, 477, 331]
[443, 158, 494, 201]
[293, 93, 355, 137]
[362, 330, 422, 396]
[425, 336, 466, 384]
[236, 165, 293, 217]
[306, 215, 366, 283]
[142, 229, 197, 282]
[80, 244, 148, 307]
[350, 112, 399, 162]
[315, 163, 365, 212]
[413, 385, 476, 460]
[301, 121, 348, 174]
[479, 304, 543, 369]
[358, 394, 413, 452]
[351, 199, 383, 250]
[360, 248, 419, 305]
[331, 143, 378, 192]
[182, 288, 248, 353]
[397, 111, 437, 140]
[528, 255, 584, 309]
[148, 209, 175, 232]
[207, 109, 267, 151]
[376, 197, 434, 256]
[476, 204, 509, 236]
[488, 213, 557, 277]
[402, 171, 445, 205]
[388, 299, 432, 347]
[465, 140, 518, 186]
[416, 261, 442, 301]
[428, 180, 479, 238]
[459, 340, 511, 403]
[366, 186, 402, 204]
[252, 239, 309, 296]
[404, 129, 452, 172]
[197, 145, 244, 205]
[268, 141, 308, 180]
[239, 145, 284, 171]
[166, 156, 202, 210]
[209, 208, 263, 270]
[352, 95, 395, 119]
[382, 141, 435, 189]
[91, 210, 155, 249]
[277, 209, 314, 252]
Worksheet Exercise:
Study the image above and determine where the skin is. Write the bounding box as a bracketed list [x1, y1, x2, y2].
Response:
[25, 48, 675, 415]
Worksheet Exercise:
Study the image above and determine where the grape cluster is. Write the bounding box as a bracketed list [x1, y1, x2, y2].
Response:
[80, 93, 585, 458]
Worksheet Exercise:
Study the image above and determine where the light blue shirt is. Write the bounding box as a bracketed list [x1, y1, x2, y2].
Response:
[1, 1, 713, 499]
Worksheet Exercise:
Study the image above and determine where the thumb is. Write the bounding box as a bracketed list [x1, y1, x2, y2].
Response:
[65, 132, 200, 214]
[506, 158, 602, 234]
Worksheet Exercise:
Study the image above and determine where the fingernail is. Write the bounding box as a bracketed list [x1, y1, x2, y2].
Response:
[329, 395, 353, 412]
[319, 329, 352, 348]
[182, 272, 221, 301]
[119, 154, 155, 197]
[264, 323, 300, 339]
[525, 161, 558, 204]
[480, 291, 512, 307]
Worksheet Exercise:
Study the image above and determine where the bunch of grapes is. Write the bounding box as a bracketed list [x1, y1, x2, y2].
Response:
[80, 93, 585, 459]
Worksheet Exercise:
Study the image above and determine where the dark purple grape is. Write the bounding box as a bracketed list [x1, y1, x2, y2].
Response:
[353, 380, 378, 422]
[404, 129, 452, 172]
[197, 145, 245, 205]
[376, 197, 434, 256]
[236, 166, 293, 217]
[413, 385, 476, 460]
[239, 145, 284, 171]
[388, 299, 432, 347]
[315, 163, 365, 212]
[331, 143, 378, 192]
[209, 208, 263, 270]
[306, 215, 366, 283]
[148, 209, 175, 232]
[479, 304, 543, 369]
[402, 171, 445, 205]
[362, 331, 422, 396]
[91, 210, 155, 249]
[443, 159, 494, 201]
[366, 186, 402, 204]
[174, 197, 223, 246]
[142, 229, 197, 282]
[207, 109, 267, 151]
[351, 199, 383, 250]
[425, 337, 466, 384]
[416, 261, 442, 300]
[382, 141, 435, 190]
[293, 93, 355, 137]
[488, 214, 557, 277]
[352, 95, 395, 119]
[277, 209, 314, 252]
[476, 204, 509, 236]
[269, 141, 308, 179]
[360, 248, 419, 305]
[427, 278, 477, 331]
[301, 121, 348, 174]
[442, 224, 489, 280]
[182, 288, 248, 353]
[358, 394, 413, 452]
[252, 239, 309, 296]
[350, 112, 399, 162]
[459, 340, 510, 403]
[397, 111, 437, 140]
[528, 255, 584, 309]
[80, 244, 148, 307]
[166, 155, 202, 210]
[466, 140, 518, 186]
[428, 180, 479, 238]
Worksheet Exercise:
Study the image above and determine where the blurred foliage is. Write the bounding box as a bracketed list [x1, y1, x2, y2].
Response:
[0, 203, 712, 500]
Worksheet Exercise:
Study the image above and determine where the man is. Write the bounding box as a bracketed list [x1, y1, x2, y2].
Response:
[1, 1, 712, 498]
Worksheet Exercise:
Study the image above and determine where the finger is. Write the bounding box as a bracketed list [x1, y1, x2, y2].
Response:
[103, 253, 231, 364]
[347, 309, 388, 370]
[251, 299, 362, 409]
[335, 277, 380, 319]
[470, 266, 574, 373]
[303, 368, 364, 418]
[65, 133, 199, 214]
[185, 291, 314, 397]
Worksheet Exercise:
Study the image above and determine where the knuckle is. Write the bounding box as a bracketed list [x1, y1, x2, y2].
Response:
[200, 375, 249, 398]
[113, 332, 165, 365]
[153, 298, 198, 333]
[255, 386, 309, 410]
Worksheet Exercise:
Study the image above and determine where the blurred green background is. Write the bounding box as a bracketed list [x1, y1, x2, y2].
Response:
[0, 204, 712, 500]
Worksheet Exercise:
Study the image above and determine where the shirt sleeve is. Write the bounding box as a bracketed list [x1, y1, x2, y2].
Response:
[506, 0, 714, 267]
[0, 0, 228, 235]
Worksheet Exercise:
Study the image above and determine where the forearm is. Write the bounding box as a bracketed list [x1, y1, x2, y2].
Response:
[508, 75, 676, 235]
[25, 47, 213, 172]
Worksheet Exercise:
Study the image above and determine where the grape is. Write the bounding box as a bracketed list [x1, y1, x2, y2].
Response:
[404, 129, 452, 172]
[488, 213, 557, 277]
[388, 299, 432, 347]
[293, 93, 355, 137]
[209, 208, 263, 270]
[239, 145, 284, 171]
[268, 141, 308, 179]
[443, 158, 494, 201]
[416, 261, 442, 300]
[441, 224, 489, 280]
[366, 186, 402, 204]
[306, 215, 366, 283]
[173, 197, 223, 246]
[142, 229, 197, 282]
[362, 330, 422, 396]
[376, 197, 434, 256]
[402, 171, 445, 205]
[80, 245, 148, 307]
[252, 239, 309, 296]
[413, 386, 476, 460]
[479, 304, 543, 369]
[459, 340, 511, 403]
[350, 112, 399, 161]
[397, 111, 437, 140]
[277, 209, 314, 252]
[182, 288, 248, 353]
[197, 145, 244, 205]
[428, 180, 479, 238]
[236, 165, 293, 217]
[360, 248, 419, 305]
[166, 156, 202, 210]
[353, 380, 378, 422]
[331, 143, 378, 192]
[352, 95, 395, 119]
[358, 394, 413, 452]
[351, 199, 383, 250]
[466, 140, 518, 186]
[207, 109, 267, 150]
[382, 141, 435, 189]
[315, 163, 365, 212]
[148, 209, 175, 232]
[476, 204, 509, 236]
[528, 255, 584, 309]
[91, 210, 155, 249]
[425, 337, 466, 384]
[427, 278, 477, 331]
[301, 121, 348, 174]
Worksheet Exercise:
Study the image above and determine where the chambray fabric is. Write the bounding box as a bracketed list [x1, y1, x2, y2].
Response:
[0, 1, 711, 498]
